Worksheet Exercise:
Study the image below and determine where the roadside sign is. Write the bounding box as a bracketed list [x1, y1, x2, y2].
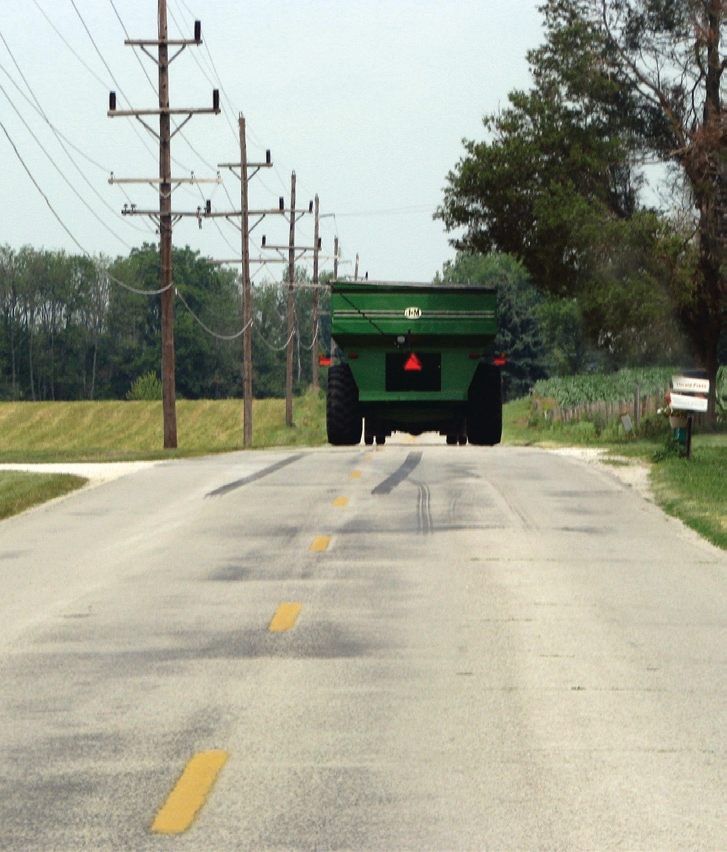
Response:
[669, 391, 709, 412]
[672, 376, 710, 394]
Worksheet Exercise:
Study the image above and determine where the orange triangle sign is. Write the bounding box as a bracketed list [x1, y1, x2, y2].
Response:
[404, 353, 423, 371]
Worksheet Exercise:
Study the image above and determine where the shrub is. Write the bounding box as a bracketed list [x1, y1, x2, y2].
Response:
[126, 372, 162, 401]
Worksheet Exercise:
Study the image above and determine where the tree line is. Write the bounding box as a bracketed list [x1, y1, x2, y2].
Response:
[0, 243, 327, 401]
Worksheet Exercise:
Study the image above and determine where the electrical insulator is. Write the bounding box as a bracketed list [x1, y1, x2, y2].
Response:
[308, 201, 313, 213]
[109, 92, 116, 111]
[318, 237, 322, 249]
[194, 21, 201, 42]
[205, 200, 211, 215]
[262, 235, 266, 247]
[265, 150, 271, 164]
[279, 197, 284, 211]
[213, 89, 220, 112]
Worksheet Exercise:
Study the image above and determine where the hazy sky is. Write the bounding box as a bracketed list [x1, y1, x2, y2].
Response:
[1, 0, 544, 283]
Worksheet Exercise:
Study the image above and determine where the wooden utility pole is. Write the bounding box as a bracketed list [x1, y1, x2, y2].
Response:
[158, 0, 175, 448]
[108, 1, 219, 449]
[286, 172, 297, 427]
[311, 194, 320, 392]
[239, 116, 254, 447]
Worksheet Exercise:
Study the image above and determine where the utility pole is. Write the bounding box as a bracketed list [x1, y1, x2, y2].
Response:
[311, 194, 321, 392]
[334, 236, 339, 280]
[286, 172, 297, 426]
[108, 1, 219, 449]
[239, 117, 253, 447]
[210, 127, 285, 446]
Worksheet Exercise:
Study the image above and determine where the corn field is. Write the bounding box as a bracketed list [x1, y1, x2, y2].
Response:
[531, 368, 677, 427]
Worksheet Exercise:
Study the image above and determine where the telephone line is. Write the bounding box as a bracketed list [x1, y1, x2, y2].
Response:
[0, 49, 152, 239]
[0, 119, 169, 295]
[0, 81, 136, 250]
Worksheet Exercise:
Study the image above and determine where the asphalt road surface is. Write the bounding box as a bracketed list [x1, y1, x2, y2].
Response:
[0, 440, 724, 851]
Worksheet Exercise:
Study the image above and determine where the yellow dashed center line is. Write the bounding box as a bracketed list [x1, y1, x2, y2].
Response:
[151, 750, 229, 835]
[363, 454, 373, 461]
[332, 496, 349, 507]
[310, 535, 331, 552]
[269, 602, 303, 631]
[349, 470, 362, 479]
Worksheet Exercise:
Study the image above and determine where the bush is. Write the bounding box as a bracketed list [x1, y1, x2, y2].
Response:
[126, 372, 162, 401]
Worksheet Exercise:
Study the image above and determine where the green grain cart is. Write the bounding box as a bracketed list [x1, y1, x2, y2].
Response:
[326, 280, 502, 446]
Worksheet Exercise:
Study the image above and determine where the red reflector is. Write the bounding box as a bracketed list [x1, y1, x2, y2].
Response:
[404, 353, 423, 372]
[494, 354, 506, 366]
[319, 356, 331, 366]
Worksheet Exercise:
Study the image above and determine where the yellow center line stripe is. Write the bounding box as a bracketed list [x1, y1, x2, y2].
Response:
[350, 470, 362, 479]
[310, 535, 331, 552]
[363, 454, 373, 461]
[332, 496, 349, 507]
[151, 750, 229, 835]
[269, 602, 302, 631]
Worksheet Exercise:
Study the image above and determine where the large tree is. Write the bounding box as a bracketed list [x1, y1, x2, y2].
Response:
[438, 0, 725, 412]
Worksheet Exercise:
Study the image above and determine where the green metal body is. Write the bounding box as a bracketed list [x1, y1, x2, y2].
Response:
[330, 281, 497, 435]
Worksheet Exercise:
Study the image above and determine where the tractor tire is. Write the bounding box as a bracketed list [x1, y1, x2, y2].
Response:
[327, 364, 362, 445]
[467, 364, 502, 446]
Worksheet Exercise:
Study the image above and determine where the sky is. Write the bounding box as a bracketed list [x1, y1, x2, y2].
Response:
[1, 0, 544, 285]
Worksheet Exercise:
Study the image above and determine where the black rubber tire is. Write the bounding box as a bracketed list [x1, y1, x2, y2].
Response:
[467, 364, 502, 446]
[446, 434, 458, 445]
[327, 364, 362, 445]
[375, 434, 386, 445]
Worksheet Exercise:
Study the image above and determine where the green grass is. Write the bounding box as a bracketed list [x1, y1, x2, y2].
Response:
[0, 391, 327, 462]
[0, 392, 327, 520]
[0, 471, 87, 520]
[649, 448, 727, 550]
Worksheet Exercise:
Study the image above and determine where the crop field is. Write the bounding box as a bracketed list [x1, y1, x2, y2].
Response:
[532, 367, 675, 408]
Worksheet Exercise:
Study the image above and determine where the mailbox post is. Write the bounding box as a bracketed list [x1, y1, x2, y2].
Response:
[670, 373, 710, 459]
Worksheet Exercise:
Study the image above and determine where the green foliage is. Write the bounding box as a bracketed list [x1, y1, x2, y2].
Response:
[126, 371, 162, 401]
[539, 296, 591, 375]
[533, 367, 673, 408]
[439, 252, 549, 399]
[717, 365, 726, 422]
[436, 0, 723, 385]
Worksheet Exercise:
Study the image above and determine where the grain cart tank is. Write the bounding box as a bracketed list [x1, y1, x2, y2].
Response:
[326, 280, 502, 446]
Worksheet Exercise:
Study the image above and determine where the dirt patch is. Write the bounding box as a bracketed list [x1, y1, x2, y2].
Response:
[550, 447, 653, 500]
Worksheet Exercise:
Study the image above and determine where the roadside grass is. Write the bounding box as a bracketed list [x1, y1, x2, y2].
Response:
[0, 471, 87, 520]
[0, 392, 326, 521]
[0, 391, 327, 462]
[503, 395, 727, 551]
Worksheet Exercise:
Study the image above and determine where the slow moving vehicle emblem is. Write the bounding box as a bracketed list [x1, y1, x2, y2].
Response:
[404, 306, 422, 319]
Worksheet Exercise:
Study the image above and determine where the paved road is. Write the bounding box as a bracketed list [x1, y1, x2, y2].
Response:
[0, 441, 724, 850]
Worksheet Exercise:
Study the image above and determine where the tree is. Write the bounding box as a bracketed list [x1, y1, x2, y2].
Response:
[439, 253, 550, 399]
[101, 244, 242, 400]
[437, 0, 724, 413]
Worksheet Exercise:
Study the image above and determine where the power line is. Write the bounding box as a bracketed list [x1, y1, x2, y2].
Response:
[0, 38, 153, 239]
[0, 79, 136, 250]
[1, 118, 171, 296]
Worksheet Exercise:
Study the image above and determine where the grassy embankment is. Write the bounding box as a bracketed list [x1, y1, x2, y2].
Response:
[0, 389, 725, 552]
[0, 392, 327, 519]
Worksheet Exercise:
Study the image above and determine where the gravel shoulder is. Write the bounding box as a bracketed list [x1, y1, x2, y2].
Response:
[549, 447, 653, 499]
